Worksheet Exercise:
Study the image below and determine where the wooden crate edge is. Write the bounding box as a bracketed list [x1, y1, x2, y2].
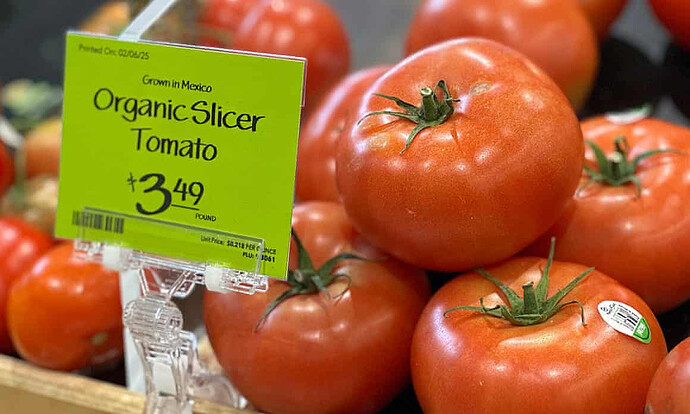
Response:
[0, 354, 256, 414]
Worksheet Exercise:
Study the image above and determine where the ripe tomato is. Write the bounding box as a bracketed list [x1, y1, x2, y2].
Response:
[578, 0, 628, 39]
[336, 38, 583, 272]
[412, 251, 667, 413]
[646, 336, 690, 414]
[233, 0, 350, 111]
[526, 116, 690, 314]
[204, 201, 430, 414]
[649, 0, 690, 51]
[405, 0, 598, 110]
[7, 243, 123, 370]
[24, 116, 61, 178]
[198, 0, 260, 48]
[0, 217, 53, 353]
[0, 141, 13, 196]
[296, 65, 390, 203]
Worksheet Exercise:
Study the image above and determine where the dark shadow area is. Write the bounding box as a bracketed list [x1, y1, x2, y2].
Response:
[581, 37, 666, 118]
[663, 43, 690, 119]
[658, 300, 690, 351]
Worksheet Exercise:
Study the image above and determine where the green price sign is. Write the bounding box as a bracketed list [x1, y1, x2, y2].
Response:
[55, 32, 305, 280]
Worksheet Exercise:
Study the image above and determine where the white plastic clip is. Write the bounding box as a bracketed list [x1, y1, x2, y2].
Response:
[205, 265, 224, 293]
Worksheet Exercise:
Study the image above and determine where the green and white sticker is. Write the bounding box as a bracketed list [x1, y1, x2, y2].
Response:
[55, 32, 305, 280]
[598, 301, 651, 343]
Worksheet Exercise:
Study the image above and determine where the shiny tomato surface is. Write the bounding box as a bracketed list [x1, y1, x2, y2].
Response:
[646, 336, 690, 414]
[204, 201, 430, 414]
[0, 217, 53, 353]
[412, 257, 667, 413]
[296, 65, 390, 202]
[8, 243, 123, 370]
[337, 38, 583, 272]
[527, 117, 690, 313]
[233, 0, 350, 111]
[405, 0, 599, 109]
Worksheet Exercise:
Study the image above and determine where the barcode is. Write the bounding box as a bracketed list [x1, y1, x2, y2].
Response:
[612, 305, 639, 332]
[72, 211, 125, 234]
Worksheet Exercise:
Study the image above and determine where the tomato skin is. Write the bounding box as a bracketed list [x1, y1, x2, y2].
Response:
[526, 117, 690, 314]
[0, 217, 53, 353]
[336, 38, 583, 272]
[646, 337, 690, 414]
[296, 65, 390, 203]
[405, 0, 598, 110]
[204, 201, 430, 414]
[198, 0, 261, 48]
[7, 243, 123, 371]
[0, 142, 13, 197]
[412, 257, 667, 414]
[233, 0, 350, 111]
[577, 0, 628, 39]
[649, 0, 690, 51]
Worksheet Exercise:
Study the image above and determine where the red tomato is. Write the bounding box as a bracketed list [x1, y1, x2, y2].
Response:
[198, 0, 261, 48]
[204, 201, 430, 414]
[578, 0, 628, 39]
[0, 141, 13, 196]
[296, 65, 390, 203]
[650, 0, 690, 51]
[336, 38, 583, 272]
[646, 336, 690, 414]
[0, 217, 53, 353]
[405, 0, 598, 110]
[233, 0, 350, 111]
[412, 254, 667, 413]
[7, 243, 123, 370]
[526, 116, 690, 314]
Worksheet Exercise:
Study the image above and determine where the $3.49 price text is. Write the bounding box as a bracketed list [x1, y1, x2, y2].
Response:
[127, 172, 204, 215]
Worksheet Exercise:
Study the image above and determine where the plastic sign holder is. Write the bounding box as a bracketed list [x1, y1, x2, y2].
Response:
[61, 0, 304, 412]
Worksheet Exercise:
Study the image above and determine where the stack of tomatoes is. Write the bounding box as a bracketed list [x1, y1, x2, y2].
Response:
[0, 82, 123, 372]
[203, 1, 690, 414]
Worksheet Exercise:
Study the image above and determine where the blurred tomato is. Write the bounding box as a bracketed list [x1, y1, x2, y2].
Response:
[8, 243, 122, 370]
[198, 0, 261, 48]
[649, 0, 690, 51]
[296, 65, 390, 202]
[0, 142, 13, 197]
[405, 0, 598, 110]
[205, 201, 430, 414]
[0, 217, 53, 353]
[233, 0, 350, 111]
[24, 116, 61, 179]
[526, 116, 690, 314]
[647, 336, 690, 414]
[578, 0, 628, 38]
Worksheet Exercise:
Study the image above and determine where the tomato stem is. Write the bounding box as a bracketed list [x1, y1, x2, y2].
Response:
[444, 238, 594, 326]
[358, 80, 460, 154]
[253, 230, 366, 332]
[580, 136, 683, 198]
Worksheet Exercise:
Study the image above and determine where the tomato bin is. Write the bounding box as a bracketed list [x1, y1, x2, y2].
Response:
[0, 0, 689, 413]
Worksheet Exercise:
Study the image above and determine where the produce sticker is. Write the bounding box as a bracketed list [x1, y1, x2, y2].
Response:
[598, 301, 651, 344]
[55, 32, 305, 280]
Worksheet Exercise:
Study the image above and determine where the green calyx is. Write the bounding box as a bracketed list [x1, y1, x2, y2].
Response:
[581, 136, 682, 198]
[444, 238, 594, 326]
[358, 80, 460, 154]
[254, 230, 365, 332]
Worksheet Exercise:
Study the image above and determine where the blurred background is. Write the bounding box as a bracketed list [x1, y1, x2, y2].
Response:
[0, 0, 689, 125]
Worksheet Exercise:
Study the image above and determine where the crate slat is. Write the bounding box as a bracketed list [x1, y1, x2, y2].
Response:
[0, 355, 257, 414]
